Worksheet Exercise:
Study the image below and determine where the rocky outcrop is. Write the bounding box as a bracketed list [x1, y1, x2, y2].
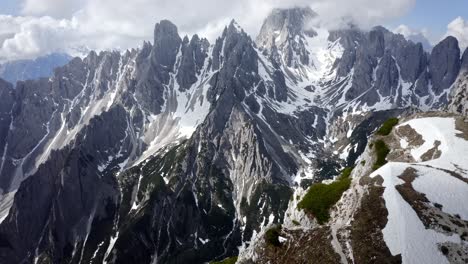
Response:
[177, 35, 209, 91]
[448, 48, 468, 115]
[239, 114, 468, 264]
[328, 27, 462, 109]
[429, 36, 461, 96]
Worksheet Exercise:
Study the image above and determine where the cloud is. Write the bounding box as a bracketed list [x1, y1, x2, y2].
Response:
[21, 0, 83, 18]
[0, 15, 80, 61]
[394, 24, 432, 50]
[0, 0, 416, 61]
[445, 17, 468, 50]
[309, 0, 415, 29]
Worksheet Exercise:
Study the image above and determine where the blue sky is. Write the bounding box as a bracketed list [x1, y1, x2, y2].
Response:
[389, 0, 468, 38]
[0, 0, 18, 15]
[0, 0, 467, 61]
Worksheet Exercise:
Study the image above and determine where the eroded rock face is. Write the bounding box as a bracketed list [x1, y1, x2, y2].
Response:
[153, 20, 182, 70]
[0, 106, 127, 264]
[330, 27, 463, 108]
[0, 79, 14, 188]
[429, 36, 461, 95]
[177, 35, 209, 91]
[256, 7, 317, 68]
[448, 48, 468, 115]
[462, 48, 468, 69]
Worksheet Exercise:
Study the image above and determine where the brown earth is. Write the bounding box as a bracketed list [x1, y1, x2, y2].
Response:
[351, 175, 402, 264]
[246, 227, 341, 264]
[420, 140, 442, 161]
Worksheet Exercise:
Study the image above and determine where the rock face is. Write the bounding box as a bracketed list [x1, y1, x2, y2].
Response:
[448, 48, 468, 115]
[0, 7, 467, 264]
[429, 37, 461, 95]
[329, 27, 459, 108]
[256, 7, 317, 68]
[0, 79, 14, 183]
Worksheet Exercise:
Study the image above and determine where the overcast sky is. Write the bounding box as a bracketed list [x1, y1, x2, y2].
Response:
[0, 0, 467, 62]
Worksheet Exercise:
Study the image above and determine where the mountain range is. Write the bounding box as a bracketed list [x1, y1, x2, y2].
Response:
[0, 7, 466, 264]
[0, 53, 71, 85]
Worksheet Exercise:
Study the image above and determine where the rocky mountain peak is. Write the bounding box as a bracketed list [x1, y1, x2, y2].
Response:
[429, 36, 461, 95]
[256, 7, 317, 47]
[368, 27, 385, 58]
[177, 33, 209, 91]
[153, 19, 182, 69]
[228, 19, 244, 33]
[256, 7, 317, 68]
[210, 20, 255, 72]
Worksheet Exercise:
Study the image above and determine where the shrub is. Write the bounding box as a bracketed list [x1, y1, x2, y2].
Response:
[372, 140, 390, 170]
[265, 225, 282, 247]
[297, 168, 353, 224]
[292, 220, 300, 226]
[376, 118, 399, 136]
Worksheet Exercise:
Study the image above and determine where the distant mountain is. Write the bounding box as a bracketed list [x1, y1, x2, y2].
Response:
[0, 53, 72, 85]
[0, 7, 467, 264]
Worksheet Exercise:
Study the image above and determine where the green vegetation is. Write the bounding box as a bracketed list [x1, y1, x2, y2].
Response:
[297, 167, 353, 224]
[372, 140, 390, 171]
[210, 256, 238, 264]
[376, 117, 399, 136]
[360, 160, 366, 165]
[340, 167, 353, 178]
[292, 220, 300, 226]
[265, 225, 282, 247]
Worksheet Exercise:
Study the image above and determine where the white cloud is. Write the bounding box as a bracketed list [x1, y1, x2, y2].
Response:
[445, 17, 468, 50]
[0, 15, 80, 61]
[0, 0, 416, 61]
[309, 0, 415, 29]
[21, 0, 83, 18]
[394, 24, 432, 50]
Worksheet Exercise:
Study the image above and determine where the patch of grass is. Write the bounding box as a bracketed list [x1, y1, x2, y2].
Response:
[297, 167, 353, 224]
[340, 167, 353, 178]
[210, 256, 238, 264]
[372, 140, 390, 171]
[265, 225, 282, 247]
[376, 118, 399, 136]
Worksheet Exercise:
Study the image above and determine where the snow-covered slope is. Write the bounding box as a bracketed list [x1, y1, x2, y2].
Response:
[370, 116, 468, 264]
[239, 115, 468, 264]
